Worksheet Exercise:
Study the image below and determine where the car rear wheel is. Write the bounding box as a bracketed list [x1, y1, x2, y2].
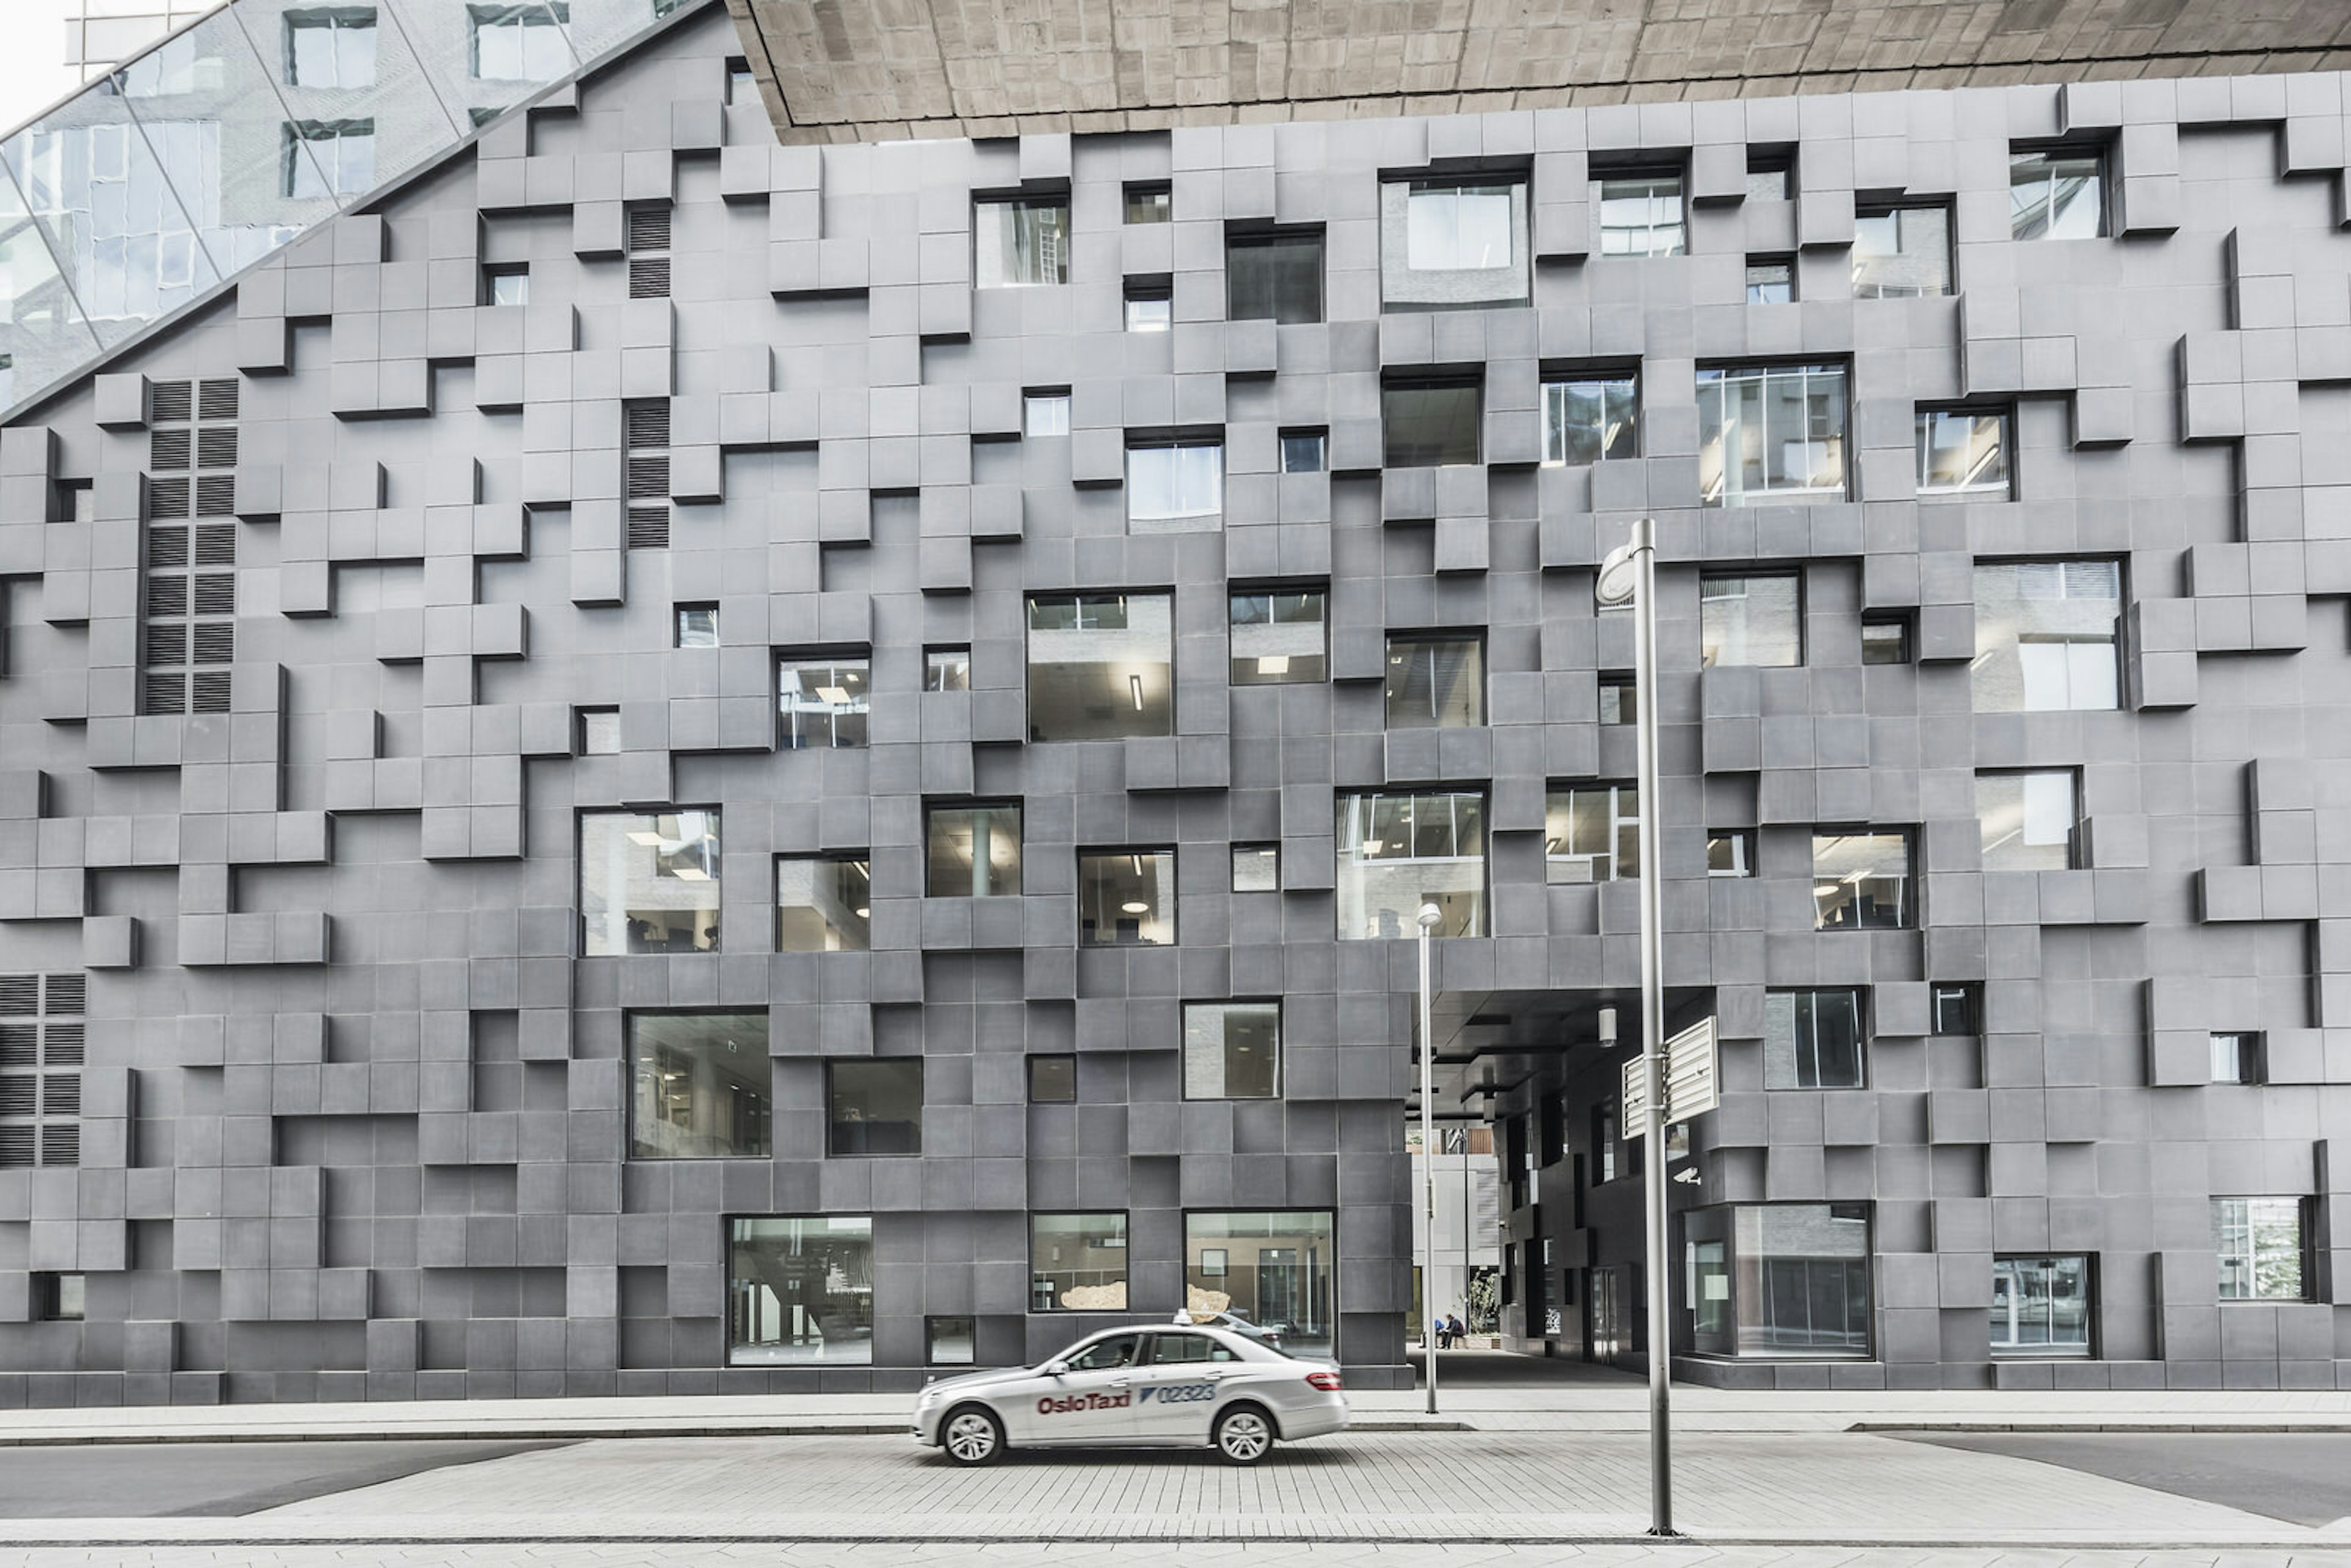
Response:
[942, 1405, 1005, 1466]
[1213, 1404, 1275, 1466]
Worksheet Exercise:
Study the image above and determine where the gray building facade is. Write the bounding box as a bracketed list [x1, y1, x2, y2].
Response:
[0, 0, 2349, 1405]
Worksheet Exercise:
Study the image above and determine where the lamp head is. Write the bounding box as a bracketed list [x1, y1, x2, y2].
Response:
[1594, 542, 1640, 607]
[1416, 902, 1443, 930]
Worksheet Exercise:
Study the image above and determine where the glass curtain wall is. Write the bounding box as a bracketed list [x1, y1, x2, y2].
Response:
[1684, 1204, 1872, 1358]
[728, 1216, 874, 1364]
[1187, 1211, 1335, 1356]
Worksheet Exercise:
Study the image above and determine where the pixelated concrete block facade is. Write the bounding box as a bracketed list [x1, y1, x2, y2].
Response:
[0, 6, 2345, 1402]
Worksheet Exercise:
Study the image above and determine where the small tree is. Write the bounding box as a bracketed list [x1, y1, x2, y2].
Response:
[1464, 1267, 1501, 1334]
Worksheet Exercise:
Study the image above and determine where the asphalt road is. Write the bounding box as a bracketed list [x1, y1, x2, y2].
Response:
[0, 1439, 563, 1518]
[1896, 1431, 2351, 1526]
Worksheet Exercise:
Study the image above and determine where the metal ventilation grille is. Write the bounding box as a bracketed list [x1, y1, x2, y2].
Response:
[197, 475, 237, 517]
[0, 972, 84, 1169]
[628, 258, 670, 299]
[143, 378, 239, 713]
[197, 378, 238, 420]
[150, 429, 191, 471]
[149, 381, 193, 423]
[148, 477, 191, 519]
[197, 427, 238, 468]
[626, 204, 671, 252]
[627, 456, 670, 498]
[626, 402, 670, 448]
[626, 203, 671, 299]
[146, 526, 190, 569]
[628, 506, 670, 549]
[195, 524, 236, 565]
[193, 671, 232, 713]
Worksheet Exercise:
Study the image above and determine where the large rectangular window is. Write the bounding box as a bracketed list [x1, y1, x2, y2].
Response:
[1593, 171, 1686, 257]
[1852, 204, 1951, 298]
[1916, 408, 2011, 498]
[1976, 770, 2079, 872]
[1685, 1204, 1872, 1359]
[1696, 364, 1847, 506]
[926, 803, 1022, 896]
[1543, 785, 1639, 883]
[2010, 149, 2105, 240]
[1032, 1213, 1129, 1311]
[1079, 849, 1174, 946]
[1337, 791, 1486, 940]
[1184, 1001, 1280, 1099]
[1125, 441, 1223, 530]
[582, 809, 721, 955]
[1187, 1211, 1334, 1356]
[778, 655, 869, 749]
[728, 1216, 872, 1365]
[1973, 560, 2123, 713]
[776, 856, 870, 953]
[975, 197, 1070, 287]
[1812, 832, 1911, 930]
[1228, 231, 1324, 324]
[1384, 380, 1482, 467]
[2213, 1198, 2309, 1301]
[470, 2, 569, 80]
[628, 1012, 769, 1159]
[1384, 178, 1527, 308]
[1384, 635, 1483, 728]
[1992, 1255, 2093, 1357]
[1764, 989, 1865, 1090]
[1543, 373, 1638, 466]
[286, 9, 377, 88]
[1027, 593, 1172, 740]
[1229, 589, 1326, 685]
[1699, 573, 1802, 667]
[828, 1060, 921, 1156]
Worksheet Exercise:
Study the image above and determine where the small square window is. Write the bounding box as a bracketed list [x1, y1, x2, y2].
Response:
[1930, 982, 1981, 1037]
[925, 647, 971, 692]
[726, 63, 756, 105]
[43, 1273, 84, 1322]
[1593, 170, 1687, 257]
[578, 708, 621, 755]
[828, 1059, 923, 1156]
[1861, 616, 1912, 666]
[777, 855, 871, 953]
[1023, 390, 1070, 437]
[1706, 830, 1755, 879]
[1917, 407, 2012, 498]
[1383, 379, 1482, 468]
[1745, 258, 1793, 304]
[1597, 673, 1637, 724]
[2011, 148, 2106, 241]
[1125, 185, 1171, 224]
[928, 1315, 976, 1365]
[1231, 844, 1279, 893]
[1124, 281, 1172, 332]
[1745, 158, 1791, 201]
[485, 265, 529, 307]
[1281, 430, 1328, 474]
[1813, 830, 1911, 929]
[2210, 1032, 2266, 1085]
[675, 604, 719, 647]
[1229, 588, 1325, 685]
[975, 197, 1070, 288]
[1028, 1055, 1076, 1103]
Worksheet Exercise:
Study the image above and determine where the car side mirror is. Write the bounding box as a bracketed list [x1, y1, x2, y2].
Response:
[1043, 1359, 1069, 1377]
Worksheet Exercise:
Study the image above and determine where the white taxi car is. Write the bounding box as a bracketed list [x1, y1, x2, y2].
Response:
[910, 1315, 1347, 1466]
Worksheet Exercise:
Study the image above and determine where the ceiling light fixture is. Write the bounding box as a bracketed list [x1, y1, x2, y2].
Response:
[1130, 674, 1144, 710]
[1257, 655, 1289, 675]
[671, 867, 710, 882]
[816, 686, 852, 705]
[1121, 901, 1150, 914]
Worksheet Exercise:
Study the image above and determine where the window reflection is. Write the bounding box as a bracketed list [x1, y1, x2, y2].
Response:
[1229, 590, 1325, 684]
[582, 809, 722, 955]
[1186, 1211, 1333, 1357]
[1027, 593, 1172, 740]
[776, 855, 871, 952]
[1695, 364, 1847, 506]
[778, 655, 869, 748]
[1336, 790, 1486, 939]
[729, 1216, 873, 1365]
[1811, 831, 1910, 929]
[1852, 205, 1951, 298]
[1078, 849, 1174, 946]
[926, 803, 1022, 897]
[1184, 1001, 1280, 1098]
[1700, 574, 1802, 667]
[1543, 785, 1639, 882]
[1032, 1213, 1129, 1311]
[1685, 1204, 1872, 1358]
[1385, 636, 1483, 727]
[1971, 561, 2121, 712]
[628, 1011, 768, 1158]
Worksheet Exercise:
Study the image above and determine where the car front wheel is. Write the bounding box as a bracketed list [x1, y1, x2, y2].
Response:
[1213, 1404, 1275, 1466]
[941, 1405, 1006, 1466]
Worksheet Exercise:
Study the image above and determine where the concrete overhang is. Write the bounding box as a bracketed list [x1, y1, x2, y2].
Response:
[724, 0, 2351, 144]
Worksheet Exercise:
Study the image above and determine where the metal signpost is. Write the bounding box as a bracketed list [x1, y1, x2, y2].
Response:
[1416, 900, 1442, 1414]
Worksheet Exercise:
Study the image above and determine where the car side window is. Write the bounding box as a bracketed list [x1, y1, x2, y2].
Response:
[1151, 1334, 1213, 1364]
[1067, 1334, 1139, 1371]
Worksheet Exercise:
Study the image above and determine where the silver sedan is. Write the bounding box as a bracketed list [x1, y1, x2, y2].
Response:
[910, 1318, 1348, 1466]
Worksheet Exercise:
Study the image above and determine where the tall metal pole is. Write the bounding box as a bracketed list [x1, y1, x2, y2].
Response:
[1627, 517, 1674, 1537]
[1417, 901, 1442, 1415]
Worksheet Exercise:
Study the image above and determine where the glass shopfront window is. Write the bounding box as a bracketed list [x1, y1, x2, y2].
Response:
[1337, 790, 1486, 940]
[1032, 1212, 1129, 1311]
[628, 1012, 769, 1159]
[2213, 1197, 2311, 1300]
[581, 809, 721, 955]
[1684, 1203, 1872, 1359]
[728, 1216, 873, 1365]
[1187, 1210, 1334, 1356]
[1991, 1255, 2093, 1356]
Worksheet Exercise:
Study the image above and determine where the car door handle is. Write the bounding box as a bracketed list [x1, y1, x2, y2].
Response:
[1109, 1378, 1130, 1388]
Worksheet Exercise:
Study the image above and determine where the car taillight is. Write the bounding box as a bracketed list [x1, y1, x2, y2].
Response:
[1305, 1371, 1342, 1392]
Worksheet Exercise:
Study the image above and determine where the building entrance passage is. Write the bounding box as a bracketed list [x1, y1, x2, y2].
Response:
[1589, 1266, 1629, 1365]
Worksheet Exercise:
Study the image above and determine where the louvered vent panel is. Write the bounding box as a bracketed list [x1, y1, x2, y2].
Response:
[192, 624, 235, 664]
[626, 205, 671, 251]
[40, 1125, 77, 1167]
[627, 456, 670, 498]
[0, 1078, 32, 1116]
[148, 526, 190, 568]
[196, 475, 236, 516]
[0, 1127, 31, 1168]
[42, 1024, 83, 1066]
[146, 577, 188, 618]
[193, 672, 233, 713]
[198, 378, 238, 419]
[628, 258, 670, 299]
[0, 977, 36, 1015]
[0, 1026, 33, 1067]
[149, 381, 193, 423]
[143, 672, 188, 714]
[627, 507, 670, 549]
[148, 478, 191, 519]
[44, 975, 82, 1015]
[194, 525, 236, 565]
[150, 429, 191, 471]
[147, 625, 190, 666]
[625, 402, 670, 449]
[193, 574, 236, 615]
[197, 428, 238, 468]
[42, 1076, 78, 1117]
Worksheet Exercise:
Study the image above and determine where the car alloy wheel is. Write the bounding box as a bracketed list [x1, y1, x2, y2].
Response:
[1214, 1406, 1273, 1465]
[943, 1406, 1004, 1465]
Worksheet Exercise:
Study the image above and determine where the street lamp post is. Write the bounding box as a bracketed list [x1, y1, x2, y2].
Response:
[1416, 899, 1443, 1416]
[1595, 517, 1675, 1537]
